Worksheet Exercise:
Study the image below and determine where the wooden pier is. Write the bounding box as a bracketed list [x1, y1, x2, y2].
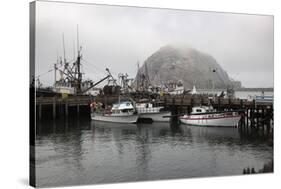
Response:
[156, 94, 273, 135]
[36, 94, 273, 126]
[35, 93, 273, 141]
[36, 96, 93, 120]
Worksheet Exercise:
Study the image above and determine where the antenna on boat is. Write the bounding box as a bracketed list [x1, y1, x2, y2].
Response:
[144, 62, 150, 90]
[136, 61, 140, 91]
[54, 63, 57, 86]
[77, 24, 80, 56]
[62, 33, 66, 64]
[212, 68, 217, 99]
[54, 49, 59, 86]
[73, 40, 75, 60]
[106, 68, 117, 85]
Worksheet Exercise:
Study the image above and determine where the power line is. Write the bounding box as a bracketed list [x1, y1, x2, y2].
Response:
[36, 68, 54, 78]
[81, 58, 108, 75]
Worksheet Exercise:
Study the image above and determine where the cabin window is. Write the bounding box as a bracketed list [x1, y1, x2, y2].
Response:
[196, 109, 202, 112]
[113, 110, 120, 114]
[126, 103, 131, 106]
[122, 109, 133, 113]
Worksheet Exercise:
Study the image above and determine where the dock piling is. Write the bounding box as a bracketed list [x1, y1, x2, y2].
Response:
[52, 97, 56, 119]
[38, 104, 42, 120]
[65, 103, 68, 117]
[77, 104, 80, 117]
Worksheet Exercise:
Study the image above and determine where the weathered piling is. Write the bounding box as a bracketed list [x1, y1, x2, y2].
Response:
[38, 104, 42, 120]
[65, 103, 68, 117]
[170, 98, 179, 126]
[52, 97, 56, 119]
[36, 96, 93, 120]
[77, 104, 80, 117]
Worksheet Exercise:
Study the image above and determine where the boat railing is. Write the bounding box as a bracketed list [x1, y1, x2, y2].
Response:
[255, 95, 274, 103]
[137, 107, 162, 113]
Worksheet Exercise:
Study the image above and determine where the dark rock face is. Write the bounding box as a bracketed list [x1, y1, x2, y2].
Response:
[135, 45, 240, 89]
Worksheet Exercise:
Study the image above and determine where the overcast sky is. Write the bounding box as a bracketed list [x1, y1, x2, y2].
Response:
[35, 1, 273, 88]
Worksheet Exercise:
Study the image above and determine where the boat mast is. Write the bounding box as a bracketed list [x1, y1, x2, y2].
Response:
[144, 62, 150, 90]
[54, 63, 57, 87]
[136, 61, 140, 91]
[76, 25, 82, 94]
[212, 68, 217, 98]
[62, 34, 66, 64]
[54, 50, 58, 86]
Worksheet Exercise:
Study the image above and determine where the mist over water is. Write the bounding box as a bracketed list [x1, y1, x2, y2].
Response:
[35, 119, 273, 187]
[35, 1, 273, 88]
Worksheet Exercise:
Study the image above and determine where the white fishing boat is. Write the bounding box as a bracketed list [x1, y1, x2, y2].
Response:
[191, 85, 197, 94]
[91, 101, 138, 123]
[168, 85, 184, 95]
[180, 106, 241, 127]
[136, 102, 171, 122]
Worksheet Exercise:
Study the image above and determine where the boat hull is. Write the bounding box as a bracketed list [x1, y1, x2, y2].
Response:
[139, 112, 171, 122]
[91, 113, 138, 123]
[180, 113, 241, 127]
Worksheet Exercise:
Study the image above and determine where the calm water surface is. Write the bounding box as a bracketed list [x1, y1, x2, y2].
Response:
[35, 119, 273, 187]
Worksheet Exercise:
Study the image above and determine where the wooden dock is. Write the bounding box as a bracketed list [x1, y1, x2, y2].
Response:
[36, 94, 273, 121]
[35, 93, 273, 138]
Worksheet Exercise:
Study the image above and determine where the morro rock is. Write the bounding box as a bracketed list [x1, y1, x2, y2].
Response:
[135, 45, 241, 89]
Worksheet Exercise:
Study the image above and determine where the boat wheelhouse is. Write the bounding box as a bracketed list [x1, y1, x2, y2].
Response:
[136, 102, 171, 122]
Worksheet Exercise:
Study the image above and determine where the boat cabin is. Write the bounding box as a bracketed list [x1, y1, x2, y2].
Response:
[191, 106, 214, 114]
[111, 101, 135, 114]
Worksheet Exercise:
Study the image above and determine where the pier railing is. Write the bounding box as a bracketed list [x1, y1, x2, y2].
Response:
[36, 96, 93, 106]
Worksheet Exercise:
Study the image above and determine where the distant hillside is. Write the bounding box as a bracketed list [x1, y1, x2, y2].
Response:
[135, 45, 241, 89]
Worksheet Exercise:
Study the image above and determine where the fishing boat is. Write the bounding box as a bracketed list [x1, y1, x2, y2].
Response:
[91, 101, 139, 123]
[136, 102, 171, 122]
[36, 31, 111, 97]
[180, 106, 241, 127]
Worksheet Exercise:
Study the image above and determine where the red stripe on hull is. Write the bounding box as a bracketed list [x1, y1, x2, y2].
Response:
[180, 115, 241, 120]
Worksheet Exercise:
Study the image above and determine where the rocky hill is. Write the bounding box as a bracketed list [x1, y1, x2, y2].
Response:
[135, 45, 241, 89]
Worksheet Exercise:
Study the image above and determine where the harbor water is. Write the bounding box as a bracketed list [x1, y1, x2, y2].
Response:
[35, 119, 273, 187]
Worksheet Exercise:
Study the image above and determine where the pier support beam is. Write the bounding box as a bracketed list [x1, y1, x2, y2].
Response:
[53, 98, 56, 119]
[228, 98, 231, 110]
[77, 104, 80, 117]
[170, 98, 179, 126]
[180, 98, 183, 115]
[59, 103, 63, 118]
[246, 109, 249, 129]
[38, 104, 42, 120]
[262, 108, 265, 131]
[65, 103, 68, 117]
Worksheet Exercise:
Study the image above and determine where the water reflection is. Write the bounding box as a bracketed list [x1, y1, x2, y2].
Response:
[35, 119, 273, 187]
[243, 159, 273, 174]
